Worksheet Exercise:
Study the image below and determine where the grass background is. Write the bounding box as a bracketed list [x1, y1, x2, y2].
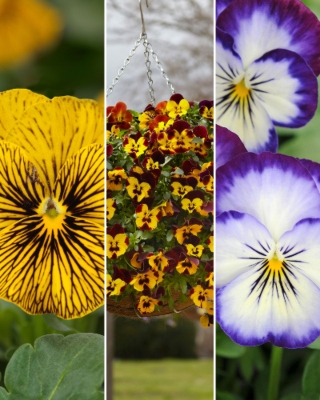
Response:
[113, 359, 213, 400]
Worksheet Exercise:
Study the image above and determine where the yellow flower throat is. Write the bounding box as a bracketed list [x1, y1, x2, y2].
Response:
[46, 198, 60, 219]
[233, 78, 251, 99]
[267, 253, 284, 276]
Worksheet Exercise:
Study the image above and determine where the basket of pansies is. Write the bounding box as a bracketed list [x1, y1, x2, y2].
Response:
[107, 94, 214, 327]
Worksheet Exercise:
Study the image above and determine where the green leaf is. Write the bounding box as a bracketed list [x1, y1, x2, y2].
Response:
[216, 391, 238, 400]
[179, 279, 187, 294]
[141, 231, 154, 240]
[192, 137, 204, 144]
[166, 230, 174, 242]
[163, 191, 171, 200]
[42, 314, 77, 333]
[171, 168, 184, 175]
[161, 171, 170, 177]
[279, 104, 320, 163]
[129, 110, 140, 118]
[168, 297, 175, 310]
[239, 347, 265, 382]
[143, 245, 154, 252]
[0, 388, 8, 400]
[1, 333, 104, 400]
[308, 336, 320, 350]
[106, 160, 113, 170]
[216, 325, 246, 359]
[280, 395, 311, 400]
[303, 351, 320, 396]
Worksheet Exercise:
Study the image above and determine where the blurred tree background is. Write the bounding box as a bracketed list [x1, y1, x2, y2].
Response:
[0, 0, 104, 388]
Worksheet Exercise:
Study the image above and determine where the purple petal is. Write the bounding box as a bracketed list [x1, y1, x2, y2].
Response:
[247, 48, 318, 128]
[217, 0, 320, 75]
[216, 125, 247, 168]
[216, 152, 320, 240]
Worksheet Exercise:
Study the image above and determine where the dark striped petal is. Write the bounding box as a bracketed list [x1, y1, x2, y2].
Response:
[7, 96, 104, 193]
[0, 214, 104, 319]
[0, 140, 46, 230]
[53, 144, 104, 226]
[216, 29, 277, 153]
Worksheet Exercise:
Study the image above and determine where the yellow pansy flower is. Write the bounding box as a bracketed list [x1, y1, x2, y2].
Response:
[126, 177, 151, 202]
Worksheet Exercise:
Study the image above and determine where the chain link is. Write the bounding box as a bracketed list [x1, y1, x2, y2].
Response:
[106, 36, 144, 97]
[107, 34, 175, 105]
[142, 35, 155, 105]
[146, 41, 175, 95]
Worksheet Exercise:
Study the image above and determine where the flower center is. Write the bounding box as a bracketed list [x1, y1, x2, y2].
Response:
[267, 252, 284, 275]
[233, 78, 251, 99]
[46, 198, 59, 218]
[38, 197, 66, 219]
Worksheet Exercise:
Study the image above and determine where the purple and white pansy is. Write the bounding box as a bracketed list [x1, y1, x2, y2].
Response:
[216, 152, 320, 348]
[216, 0, 320, 153]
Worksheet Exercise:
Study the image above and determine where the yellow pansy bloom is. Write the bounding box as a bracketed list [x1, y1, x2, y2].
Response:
[166, 99, 190, 119]
[148, 251, 169, 271]
[107, 274, 126, 296]
[137, 296, 159, 314]
[124, 137, 148, 157]
[190, 285, 213, 307]
[107, 233, 129, 259]
[107, 168, 128, 191]
[126, 177, 151, 202]
[130, 270, 158, 291]
[185, 244, 204, 258]
[174, 224, 202, 244]
[136, 204, 161, 230]
[107, 198, 116, 221]
[176, 258, 198, 275]
[171, 182, 193, 198]
[0, 92, 104, 319]
[181, 198, 203, 213]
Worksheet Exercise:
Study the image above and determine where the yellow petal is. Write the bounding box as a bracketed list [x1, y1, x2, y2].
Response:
[54, 144, 104, 226]
[7, 96, 104, 193]
[0, 214, 104, 319]
[0, 89, 48, 140]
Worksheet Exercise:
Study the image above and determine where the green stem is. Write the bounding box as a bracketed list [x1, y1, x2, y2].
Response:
[267, 345, 283, 400]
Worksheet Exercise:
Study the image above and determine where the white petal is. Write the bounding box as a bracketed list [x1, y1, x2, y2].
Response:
[278, 218, 320, 289]
[217, 262, 320, 348]
[216, 211, 274, 288]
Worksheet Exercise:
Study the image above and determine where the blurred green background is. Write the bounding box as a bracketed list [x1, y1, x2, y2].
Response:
[0, 0, 104, 100]
[278, 0, 320, 161]
[0, 0, 104, 389]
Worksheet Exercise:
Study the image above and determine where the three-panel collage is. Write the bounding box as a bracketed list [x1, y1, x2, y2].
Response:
[0, 0, 320, 399]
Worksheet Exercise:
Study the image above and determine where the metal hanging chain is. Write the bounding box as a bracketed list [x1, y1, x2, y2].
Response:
[106, 36, 144, 98]
[107, 0, 175, 104]
[145, 40, 175, 96]
[107, 35, 175, 104]
[142, 34, 155, 105]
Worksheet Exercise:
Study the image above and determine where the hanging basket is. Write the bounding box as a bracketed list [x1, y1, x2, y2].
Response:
[107, 290, 194, 319]
[107, 95, 214, 326]
[106, 3, 213, 327]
